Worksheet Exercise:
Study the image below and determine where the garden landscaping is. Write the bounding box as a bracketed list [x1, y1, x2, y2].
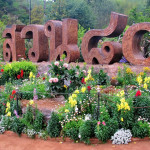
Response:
[0, 57, 150, 147]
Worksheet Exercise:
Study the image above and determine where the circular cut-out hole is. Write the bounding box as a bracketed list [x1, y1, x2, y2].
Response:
[6, 44, 10, 48]
[63, 51, 67, 57]
[92, 57, 99, 64]
[31, 52, 35, 57]
[104, 46, 110, 52]
[6, 52, 9, 57]
[56, 55, 60, 61]
[48, 26, 51, 32]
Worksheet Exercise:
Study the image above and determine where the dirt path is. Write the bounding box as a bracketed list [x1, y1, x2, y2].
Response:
[0, 131, 149, 150]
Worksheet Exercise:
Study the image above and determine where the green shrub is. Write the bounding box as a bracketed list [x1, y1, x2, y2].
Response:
[1, 61, 37, 84]
[79, 120, 97, 144]
[11, 117, 25, 136]
[95, 122, 109, 143]
[63, 120, 83, 142]
[133, 95, 150, 121]
[33, 109, 44, 132]
[47, 112, 61, 138]
[132, 121, 150, 138]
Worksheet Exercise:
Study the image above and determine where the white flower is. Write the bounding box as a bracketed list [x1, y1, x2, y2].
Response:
[78, 134, 81, 138]
[54, 61, 59, 66]
[83, 70, 86, 74]
[63, 63, 68, 68]
[84, 114, 91, 121]
[75, 106, 78, 113]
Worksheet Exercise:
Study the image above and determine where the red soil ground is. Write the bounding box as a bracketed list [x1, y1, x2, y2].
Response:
[0, 131, 149, 150]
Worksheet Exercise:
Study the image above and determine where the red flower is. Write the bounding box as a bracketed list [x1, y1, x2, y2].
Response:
[81, 78, 86, 84]
[87, 86, 91, 92]
[1, 69, 4, 72]
[135, 90, 141, 96]
[12, 90, 16, 95]
[10, 95, 14, 99]
[43, 77, 45, 80]
[21, 70, 24, 78]
[17, 74, 21, 79]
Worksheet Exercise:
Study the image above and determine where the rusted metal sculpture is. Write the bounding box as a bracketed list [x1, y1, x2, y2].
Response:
[44, 20, 62, 62]
[54, 19, 80, 62]
[81, 12, 128, 64]
[3, 25, 26, 61]
[122, 22, 150, 65]
[21, 25, 49, 62]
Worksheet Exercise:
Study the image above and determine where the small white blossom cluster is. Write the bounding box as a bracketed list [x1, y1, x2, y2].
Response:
[0, 126, 5, 134]
[84, 114, 91, 121]
[111, 128, 132, 144]
[27, 129, 36, 138]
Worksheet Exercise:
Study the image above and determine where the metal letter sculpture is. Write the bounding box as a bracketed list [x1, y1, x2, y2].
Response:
[122, 22, 150, 65]
[3, 25, 26, 61]
[54, 19, 80, 62]
[21, 25, 49, 62]
[81, 12, 128, 64]
[44, 20, 62, 62]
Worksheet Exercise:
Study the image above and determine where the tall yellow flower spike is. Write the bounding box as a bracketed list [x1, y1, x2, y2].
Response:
[136, 75, 142, 85]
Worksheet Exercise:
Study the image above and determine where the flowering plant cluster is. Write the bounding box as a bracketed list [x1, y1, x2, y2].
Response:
[46, 58, 86, 97]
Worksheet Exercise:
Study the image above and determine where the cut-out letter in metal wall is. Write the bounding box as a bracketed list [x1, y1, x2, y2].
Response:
[3, 25, 26, 61]
[21, 25, 49, 62]
[122, 23, 150, 65]
[81, 12, 128, 64]
[44, 20, 62, 62]
[55, 19, 80, 62]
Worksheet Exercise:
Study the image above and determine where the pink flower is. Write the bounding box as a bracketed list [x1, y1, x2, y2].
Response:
[76, 72, 79, 75]
[53, 78, 59, 83]
[63, 63, 68, 68]
[49, 78, 53, 83]
[97, 121, 101, 125]
[54, 61, 59, 66]
[102, 121, 106, 126]
[60, 59, 63, 62]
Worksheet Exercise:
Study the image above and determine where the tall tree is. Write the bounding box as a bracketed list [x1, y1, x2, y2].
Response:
[31, 5, 44, 24]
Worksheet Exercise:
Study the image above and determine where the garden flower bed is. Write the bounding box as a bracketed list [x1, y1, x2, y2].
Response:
[0, 59, 150, 145]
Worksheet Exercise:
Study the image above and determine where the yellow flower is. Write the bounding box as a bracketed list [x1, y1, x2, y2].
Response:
[120, 90, 125, 97]
[121, 117, 124, 122]
[81, 87, 86, 93]
[5, 108, 9, 113]
[74, 90, 79, 94]
[136, 75, 142, 85]
[29, 72, 33, 78]
[144, 77, 150, 84]
[126, 68, 133, 74]
[6, 111, 11, 117]
[117, 104, 121, 111]
[139, 72, 144, 76]
[143, 67, 150, 72]
[72, 94, 77, 98]
[65, 109, 69, 113]
[64, 85, 67, 89]
[88, 69, 92, 74]
[69, 96, 73, 103]
[6, 102, 10, 109]
[29, 100, 34, 105]
[143, 83, 148, 90]
[120, 98, 125, 103]
[112, 76, 116, 80]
